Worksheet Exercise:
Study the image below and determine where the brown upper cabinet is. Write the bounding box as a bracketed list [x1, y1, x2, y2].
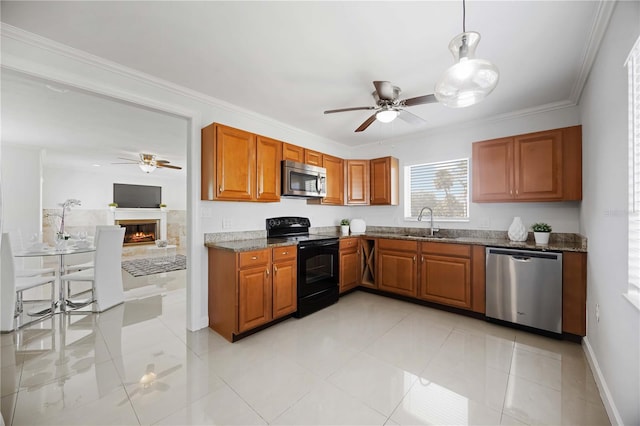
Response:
[308, 154, 344, 205]
[282, 143, 304, 162]
[345, 160, 370, 205]
[472, 125, 582, 202]
[201, 123, 281, 202]
[370, 157, 399, 205]
[304, 149, 323, 166]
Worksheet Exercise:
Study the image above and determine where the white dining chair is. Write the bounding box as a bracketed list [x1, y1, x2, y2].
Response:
[60, 227, 125, 313]
[65, 225, 121, 273]
[7, 230, 55, 278]
[1, 233, 56, 332]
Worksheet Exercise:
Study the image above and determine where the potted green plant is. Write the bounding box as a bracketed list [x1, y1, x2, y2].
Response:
[108, 202, 118, 212]
[532, 222, 552, 245]
[159, 203, 167, 211]
[340, 219, 350, 235]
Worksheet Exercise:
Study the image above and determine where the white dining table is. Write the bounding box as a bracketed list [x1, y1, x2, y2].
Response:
[15, 243, 96, 313]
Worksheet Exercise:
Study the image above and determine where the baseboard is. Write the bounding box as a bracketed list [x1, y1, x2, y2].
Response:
[582, 336, 623, 425]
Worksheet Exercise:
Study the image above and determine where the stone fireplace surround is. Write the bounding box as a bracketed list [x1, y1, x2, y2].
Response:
[43, 208, 185, 259]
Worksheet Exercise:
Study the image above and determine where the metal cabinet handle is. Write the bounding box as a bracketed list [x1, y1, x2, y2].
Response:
[266, 268, 270, 277]
[413, 256, 416, 262]
[282, 251, 288, 255]
[251, 256, 257, 260]
[421, 256, 424, 263]
[274, 265, 278, 273]
[510, 189, 513, 195]
[516, 189, 519, 195]
[219, 185, 223, 192]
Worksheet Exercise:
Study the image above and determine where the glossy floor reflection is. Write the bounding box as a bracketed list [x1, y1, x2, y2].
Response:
[1, 274, 610, 425]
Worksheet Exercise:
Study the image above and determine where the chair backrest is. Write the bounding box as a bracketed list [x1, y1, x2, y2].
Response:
[94, 225, 121, 247]
[1, 233, 17, 331]
[93, 227, 125, 311]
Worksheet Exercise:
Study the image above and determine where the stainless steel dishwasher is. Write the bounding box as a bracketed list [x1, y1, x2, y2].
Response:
[486, 247, 563, 334]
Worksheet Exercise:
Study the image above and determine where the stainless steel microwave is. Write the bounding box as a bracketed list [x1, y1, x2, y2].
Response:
[281, 160, 327, 198]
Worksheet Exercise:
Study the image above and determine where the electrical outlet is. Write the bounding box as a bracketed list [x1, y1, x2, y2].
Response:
[595, 303, 600, 323]
[222, 218, 233, 229]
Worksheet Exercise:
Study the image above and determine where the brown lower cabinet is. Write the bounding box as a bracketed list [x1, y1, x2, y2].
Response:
[339, 238, 359, 294]
[419, 242, 472, 309]
[377, 239, 418, 297]
[209, 245, 297, 341]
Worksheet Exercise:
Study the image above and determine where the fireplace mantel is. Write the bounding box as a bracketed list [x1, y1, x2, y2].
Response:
[110, 208, 167, 240]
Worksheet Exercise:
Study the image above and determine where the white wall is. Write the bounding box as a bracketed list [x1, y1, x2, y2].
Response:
[351, 106, 582, 233]
[42, 165, 187, 210]
[579, 1, 640, 425]
[1, 144, 43, 238]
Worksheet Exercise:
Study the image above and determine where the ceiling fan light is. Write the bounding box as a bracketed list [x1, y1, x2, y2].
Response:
[435, 31, 499, 108]
[376, 109, 399, 123]
[138, 162, 156, 173]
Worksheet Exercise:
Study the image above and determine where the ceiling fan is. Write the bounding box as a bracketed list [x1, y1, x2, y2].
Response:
[113, 153, 182, 173]
[324, 81, 438, 132]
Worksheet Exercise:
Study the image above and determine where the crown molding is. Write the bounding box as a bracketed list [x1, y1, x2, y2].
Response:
[0, 24, 346, 149]
[569, 0, 617, 104]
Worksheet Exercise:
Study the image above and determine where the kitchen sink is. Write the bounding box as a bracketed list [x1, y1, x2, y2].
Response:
[402, 234, 450, 239]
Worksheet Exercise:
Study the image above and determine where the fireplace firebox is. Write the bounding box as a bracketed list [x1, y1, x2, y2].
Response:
[116, 220, 159, 245]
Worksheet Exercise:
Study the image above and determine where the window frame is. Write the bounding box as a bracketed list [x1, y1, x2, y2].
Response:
[403, 157, 470, 222]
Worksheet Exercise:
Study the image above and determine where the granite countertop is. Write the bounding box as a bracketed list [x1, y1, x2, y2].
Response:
[205, 228, 587, 253]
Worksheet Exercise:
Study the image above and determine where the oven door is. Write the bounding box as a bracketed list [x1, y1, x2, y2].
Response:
[297, 240, 339, 299]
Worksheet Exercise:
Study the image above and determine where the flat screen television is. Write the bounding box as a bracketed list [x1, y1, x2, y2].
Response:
[113, 183, 162, 208]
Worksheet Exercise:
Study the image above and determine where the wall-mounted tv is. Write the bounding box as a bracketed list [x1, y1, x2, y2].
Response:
[113, 183, 162, 208]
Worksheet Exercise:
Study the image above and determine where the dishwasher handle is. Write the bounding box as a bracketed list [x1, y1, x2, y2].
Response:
[511, 255, 531, 262]
[487, 247, 560, 261]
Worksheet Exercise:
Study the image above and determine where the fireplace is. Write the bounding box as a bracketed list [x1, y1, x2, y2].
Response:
[116, 219, 159, 246]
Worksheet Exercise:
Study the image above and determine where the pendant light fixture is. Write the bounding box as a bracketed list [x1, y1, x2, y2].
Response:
[435, 0, 499, 108]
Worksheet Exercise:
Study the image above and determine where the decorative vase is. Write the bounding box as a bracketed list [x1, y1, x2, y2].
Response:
[508, 217, 527, 242]
[109, 206, 116, 212]
[340, 225, 349, 235]
[534, 232, 551, 245]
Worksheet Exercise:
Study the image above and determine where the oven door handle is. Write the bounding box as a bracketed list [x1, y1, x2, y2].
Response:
[298, 240, 338, 249]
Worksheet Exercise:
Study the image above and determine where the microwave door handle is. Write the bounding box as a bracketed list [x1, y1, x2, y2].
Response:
[316, 176, 321, 193]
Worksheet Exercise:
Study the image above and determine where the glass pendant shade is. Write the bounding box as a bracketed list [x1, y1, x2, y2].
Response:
[375, 109, 399, 123]
[435, 31, 499, 108]
[138, 162, 156, 173]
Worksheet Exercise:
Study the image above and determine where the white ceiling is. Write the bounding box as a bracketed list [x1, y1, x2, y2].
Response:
[1, 1, 606, 168]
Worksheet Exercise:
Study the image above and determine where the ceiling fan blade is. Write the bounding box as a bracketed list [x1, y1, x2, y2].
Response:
[355, 114, 377, 133]
[324, 106, 376, 114]
[157, 164, 182, 170]
[156, 159, 171, 164]
[373, 81, 395, 101]
[116, 157, 138, 163]
[111, 162, 137, 165]
[402, 94, 437, 107]
[398, 110, 426, 126]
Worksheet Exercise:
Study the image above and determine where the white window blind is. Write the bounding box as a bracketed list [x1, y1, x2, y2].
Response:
[405, 158, 469, 219]
[627, 35, 640, 309]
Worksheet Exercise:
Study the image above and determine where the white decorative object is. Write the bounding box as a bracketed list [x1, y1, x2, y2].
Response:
[507, 217, 527, 242]
[340, 225, 349, 235]
[534, 232, 550, 245]
[349, 218, 366, 234]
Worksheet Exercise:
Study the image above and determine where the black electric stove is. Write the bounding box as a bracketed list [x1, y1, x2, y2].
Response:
[266, 217, 339, 317]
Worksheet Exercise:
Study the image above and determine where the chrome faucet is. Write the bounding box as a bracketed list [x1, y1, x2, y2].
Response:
[417, 206, 435, 236]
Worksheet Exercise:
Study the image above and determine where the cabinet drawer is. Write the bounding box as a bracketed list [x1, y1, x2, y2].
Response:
[378, 238, 418, 252]
[421, 242, 470, 258]
[272, 245, 296, 261]
[340, 238, 359, 250]
[239, 249, 270, 268]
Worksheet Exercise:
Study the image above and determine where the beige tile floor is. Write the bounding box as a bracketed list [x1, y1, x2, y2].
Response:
[1, 270, 610, 425]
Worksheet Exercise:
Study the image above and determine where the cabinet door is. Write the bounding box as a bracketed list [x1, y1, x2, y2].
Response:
[339, 248, 359, 293]
[472, 137, 514, 202]
[345, 160, 370, 205]
[282, 143, 304, 162]
[370, 157, 399, 205]
[272, 259, 297, 318]
[514, 129, 563, 200]
[238, 266, 272, 332]
[377, 249, 417, 297]
[215, 124, 255, 201]
[201, 124, 216, 200]
[304, 149, 323, 166]
[322, 154, 344, 205]
[419, 254, 471, 309]
[256, 136, 282, 202]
